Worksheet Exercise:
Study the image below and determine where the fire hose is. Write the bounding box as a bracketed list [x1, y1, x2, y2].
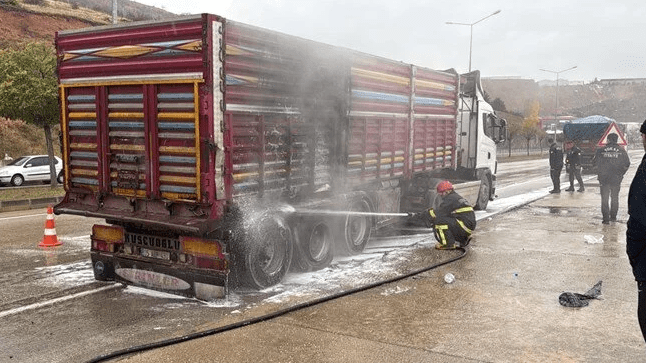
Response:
[88, 244, 467, 362]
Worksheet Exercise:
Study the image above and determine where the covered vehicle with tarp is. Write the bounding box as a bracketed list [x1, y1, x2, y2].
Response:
[562, 115, 627, 171]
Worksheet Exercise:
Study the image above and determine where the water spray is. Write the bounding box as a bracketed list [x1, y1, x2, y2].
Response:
[293, 209, 412, 218]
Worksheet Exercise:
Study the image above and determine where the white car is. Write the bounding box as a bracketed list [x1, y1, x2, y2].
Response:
[0, 155, 64, 187]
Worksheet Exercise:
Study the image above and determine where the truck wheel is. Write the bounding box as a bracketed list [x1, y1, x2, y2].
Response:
[475, 173, 491, 210]
[57, 172, 64, 184]
[239, 215, 293, 289]
[336, 197, 373, 255]
[10, 174, 24, 187]
[292, 220, 334, 272]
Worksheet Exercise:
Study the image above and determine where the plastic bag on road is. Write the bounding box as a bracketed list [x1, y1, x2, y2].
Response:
[584, 235, 604, 244]
[559, 280, 603, 307]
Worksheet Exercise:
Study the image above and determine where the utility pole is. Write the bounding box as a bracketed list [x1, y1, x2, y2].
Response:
[539, 66, 577, 132]
[112, 0, 118, 24]
[446, 10, 501, 72]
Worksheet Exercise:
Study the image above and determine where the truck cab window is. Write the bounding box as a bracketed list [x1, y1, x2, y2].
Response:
[483, 113, 494, 138]
[483, 113, 506, 143]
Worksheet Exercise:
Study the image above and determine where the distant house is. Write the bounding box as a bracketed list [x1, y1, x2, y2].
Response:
[539, 116, 576, 131]
[537, 79, 585, 87]
[598, 78, 646, 86]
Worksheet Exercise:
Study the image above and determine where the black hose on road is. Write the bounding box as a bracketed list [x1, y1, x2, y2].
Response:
[88, 246, 468, 363]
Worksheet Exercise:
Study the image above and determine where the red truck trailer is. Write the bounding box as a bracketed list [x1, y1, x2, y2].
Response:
[54, 14, 506, 299]
[562, 115, 627, 171]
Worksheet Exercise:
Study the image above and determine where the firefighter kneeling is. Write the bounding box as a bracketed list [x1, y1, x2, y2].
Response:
[411, 180, 476, 250]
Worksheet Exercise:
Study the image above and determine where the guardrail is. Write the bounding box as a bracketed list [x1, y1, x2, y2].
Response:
[0, 196, 64, 213]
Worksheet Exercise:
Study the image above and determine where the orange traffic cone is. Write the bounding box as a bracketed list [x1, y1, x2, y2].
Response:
[39, 205, 62, 247]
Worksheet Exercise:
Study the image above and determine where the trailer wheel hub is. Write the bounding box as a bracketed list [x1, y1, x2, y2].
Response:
[94, 261, 105, 277]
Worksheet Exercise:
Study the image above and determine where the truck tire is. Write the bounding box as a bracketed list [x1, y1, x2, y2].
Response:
[238, 215, 293, 289]
[335, 196, 373, 255]
[475, 173, 491, 210]
[292, 219, 334, 272]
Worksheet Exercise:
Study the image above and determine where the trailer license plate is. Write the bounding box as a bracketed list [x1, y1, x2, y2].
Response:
[140, 248, 170, 260]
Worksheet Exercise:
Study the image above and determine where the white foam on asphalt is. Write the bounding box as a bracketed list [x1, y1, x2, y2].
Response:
[18, 188, 549, 310]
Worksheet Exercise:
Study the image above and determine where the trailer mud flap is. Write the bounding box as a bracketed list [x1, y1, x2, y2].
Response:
[115, 268, 191, 291]
[91, 253, 228, 300]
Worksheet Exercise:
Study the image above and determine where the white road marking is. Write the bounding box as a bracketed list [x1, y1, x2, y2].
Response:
[0, 212, 46, 221]
[0, 284, 120, 318]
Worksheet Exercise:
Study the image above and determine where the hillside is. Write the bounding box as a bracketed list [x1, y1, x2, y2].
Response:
[1, 2, 98, 47]
[56, 0, 178, 20]
[0, 0, 177, 49]
[483, 78, 646, 124]
[0, 0, 177, 158]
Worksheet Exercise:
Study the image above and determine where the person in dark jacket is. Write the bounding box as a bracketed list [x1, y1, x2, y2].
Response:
[412, 180, 476, 250]
[627, 119, 646, 343]
[565, 141, 584, 192]
[593, 133, 630, 224]
[548, 138, 564, 193]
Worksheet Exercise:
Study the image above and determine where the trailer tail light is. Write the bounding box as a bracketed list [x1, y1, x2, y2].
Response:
[182, 237, 222, 256]
[180, 236, 227, 271]
[92, 240, 113, 252]
[92, 225, 124, 253]
[194, 256, 227, 270]
[93, 225, 124, 243]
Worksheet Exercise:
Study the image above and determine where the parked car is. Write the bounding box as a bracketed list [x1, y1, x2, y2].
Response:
[0, 155, 64, 186]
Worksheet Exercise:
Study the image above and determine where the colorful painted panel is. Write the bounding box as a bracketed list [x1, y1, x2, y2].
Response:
[412, 67, 458, 171]
[411, 117, 455, 172]
[223, 21, 341, 198]
[57, 18, 205, 80]
[413, 67, 458, 117]
[65, 87, 100, 191]
[350, 55, 412, 117]
[347, 117, 408, 181]
[62, 82, 200, 202]
[347, 54, 411, 182]
[156, 84, 199, 201]
[106, 85, 147, 198]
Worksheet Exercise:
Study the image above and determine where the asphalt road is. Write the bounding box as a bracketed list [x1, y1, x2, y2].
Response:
[0, 156, 633, 363]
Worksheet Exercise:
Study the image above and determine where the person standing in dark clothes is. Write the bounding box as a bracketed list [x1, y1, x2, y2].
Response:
[627, 120, 646, 343]
[411, 180, 476, 250]
[593, 133, 630, 224]
[548, 138, 564, 193]
[565, 141, 585, 192]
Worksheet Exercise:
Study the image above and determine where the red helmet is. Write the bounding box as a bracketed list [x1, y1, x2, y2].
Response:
[436, 180, 453, 193]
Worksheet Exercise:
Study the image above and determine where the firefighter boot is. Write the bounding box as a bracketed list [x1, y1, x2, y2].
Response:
[434, 225, 457, 250]
[435, 242, 457, 250]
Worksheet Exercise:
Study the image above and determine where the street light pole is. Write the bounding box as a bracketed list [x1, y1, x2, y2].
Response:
[539, 66, 577, 130]
[112, 0, 118, 24]
[446, 10, 501, 72]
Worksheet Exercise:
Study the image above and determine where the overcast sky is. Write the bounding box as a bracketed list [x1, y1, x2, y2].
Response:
[132, 0, 646, 82]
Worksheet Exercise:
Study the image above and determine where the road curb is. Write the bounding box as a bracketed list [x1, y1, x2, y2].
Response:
[0, 196, 64, 213]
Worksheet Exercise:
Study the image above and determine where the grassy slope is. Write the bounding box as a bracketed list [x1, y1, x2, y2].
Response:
[0, 185, 64, 201]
